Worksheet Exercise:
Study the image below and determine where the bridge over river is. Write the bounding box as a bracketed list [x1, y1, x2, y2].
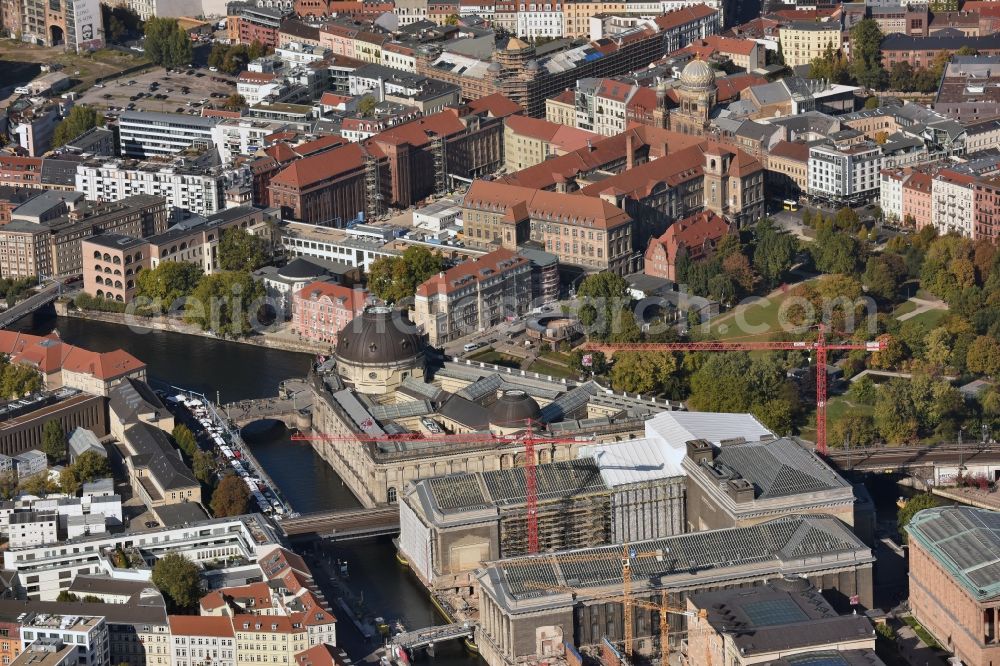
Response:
[279, 506, 399, 539]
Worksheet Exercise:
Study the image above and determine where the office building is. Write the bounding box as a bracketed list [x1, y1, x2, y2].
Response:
[118, 111, 219, 159]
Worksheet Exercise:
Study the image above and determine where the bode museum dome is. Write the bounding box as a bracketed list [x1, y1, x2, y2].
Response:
[333, 306, 427, 395]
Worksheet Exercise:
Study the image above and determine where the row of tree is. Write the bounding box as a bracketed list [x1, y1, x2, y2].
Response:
[807, 19, 978, 93]
[207, 41, 271, 76]
[143, 17, 193, 69]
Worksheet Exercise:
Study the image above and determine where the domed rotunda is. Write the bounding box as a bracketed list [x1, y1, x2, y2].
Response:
[334, 306, 426, 395]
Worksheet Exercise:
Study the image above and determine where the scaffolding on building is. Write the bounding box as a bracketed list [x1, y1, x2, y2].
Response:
[430, 132, 447, 194]
[364, 151, 382, 220]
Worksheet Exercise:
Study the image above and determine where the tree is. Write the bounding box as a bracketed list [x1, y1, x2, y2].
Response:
[101, 4, 141, 43]
[688, 353, 790, 416]
[752, 218, 797, 286]
[831, 413, 877, 448]
[135, 261, 203, 309]
[751, 398, 795, 435]
[42, 420, 66, 464]
[152, 553, 202, 610]
[808, 43, 851, 84]
[368, 246, 446, 304]
[211, 474, 250, 517]
[0, 362, 42, 398]
[357, 95, 377, 117]
[60, 466, 83, 495]
[897, 493, 942, 542]
[849, 20, 887, 90]
[172, 424, 198, 458]
[143, 17, 193, 69]
[221, 93, 246, 112]
[18, 471, 58, 497]
[812, 227, 862, 275]
[0, 471, 17, 500]
[74, 451, 110, 483]
[873, 378, 919, 444]
[609, 351, 676, 394]
[870, 333, 905, 370]
[722, 253, 757, 294]
[218, 228, 268, 272]
[56, 591, 80, 602]
[192, 450, 215, 485]
[52, 106, 104, 148]
[863, 96, 879, 109]
[888, 61, 915, 92]
[967, 335, 1000, 377]
[184, 271, 267, 337]
[863, 255, 901, 302]
[576, 272, 632, 341]
[444, 13, 460, 24]
[569, 349, 608, 376]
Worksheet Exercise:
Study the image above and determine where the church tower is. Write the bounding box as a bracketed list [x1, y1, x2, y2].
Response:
[670, 58, 717, 136]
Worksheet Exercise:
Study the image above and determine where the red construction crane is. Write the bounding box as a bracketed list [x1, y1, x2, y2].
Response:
[580, 324, 884, 455]
[291, 428, 590, 553]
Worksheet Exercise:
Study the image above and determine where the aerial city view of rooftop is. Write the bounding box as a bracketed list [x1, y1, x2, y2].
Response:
[0, 0, 999, 663]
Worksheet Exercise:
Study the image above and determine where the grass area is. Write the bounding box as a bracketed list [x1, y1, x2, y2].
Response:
[526, 359, 576, 379]
[904, 308, 947, 329]
[537, 350, 571, 365]
[902, 616, 941, 650]
[0, 42, 149, 97]
[891, 300, 919, 318]
[467, 349, 523, 369]
[708, 290, 793, 340]
[798, 394, 874, 445]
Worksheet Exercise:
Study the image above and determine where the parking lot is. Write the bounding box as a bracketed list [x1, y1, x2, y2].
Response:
[75, 66, 239, 117]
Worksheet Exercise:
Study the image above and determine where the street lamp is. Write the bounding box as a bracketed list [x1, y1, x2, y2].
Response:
[958, 427, 967, 472]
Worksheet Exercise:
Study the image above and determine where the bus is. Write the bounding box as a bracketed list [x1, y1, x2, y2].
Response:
[782, 199, 799, 212]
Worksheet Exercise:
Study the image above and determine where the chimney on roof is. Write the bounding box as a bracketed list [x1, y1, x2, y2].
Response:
[626, 132, 635, 171]
[586, 139, 594, 151]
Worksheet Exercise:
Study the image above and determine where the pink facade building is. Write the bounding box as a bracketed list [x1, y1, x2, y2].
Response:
[902, 171, 934, 230]
[292, 281, 368, 344]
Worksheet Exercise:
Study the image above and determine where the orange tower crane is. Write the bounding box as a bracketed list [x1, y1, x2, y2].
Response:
[580, 324, 884, 455]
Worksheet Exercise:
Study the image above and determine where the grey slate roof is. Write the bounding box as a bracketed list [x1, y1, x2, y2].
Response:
[68, 427, 105, 459]
[123, 423, 197, 491]
[109, 378, 168, 426]
[713, 437, 849, 499]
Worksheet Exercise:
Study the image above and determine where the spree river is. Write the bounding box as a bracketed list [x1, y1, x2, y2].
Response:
[17, 312, 481, 665]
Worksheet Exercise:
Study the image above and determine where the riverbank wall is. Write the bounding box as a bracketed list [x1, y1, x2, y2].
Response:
[60, 306, 330, 356]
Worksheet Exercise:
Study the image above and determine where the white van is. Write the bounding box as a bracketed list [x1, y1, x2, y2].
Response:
[463, 342, 483, 353]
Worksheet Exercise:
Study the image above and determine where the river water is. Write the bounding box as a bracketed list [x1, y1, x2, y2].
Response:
[16, 312, 481, 666]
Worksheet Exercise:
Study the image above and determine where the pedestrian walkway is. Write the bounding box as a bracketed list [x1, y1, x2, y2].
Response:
[896, 297, 948, 322]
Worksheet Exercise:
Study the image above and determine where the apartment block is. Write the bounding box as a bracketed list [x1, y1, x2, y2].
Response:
[778, 21, 843, 68]
[807, 142, 883, 205]
[82, 234, 151, 304]
[932, 169, 978, 237]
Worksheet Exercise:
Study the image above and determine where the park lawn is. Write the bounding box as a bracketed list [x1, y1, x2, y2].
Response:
[891, 300, 919, 319]
[527, 359, 576, 379]
[903, 308, 947, 329]
[467, 349, 524, 369]
[708, 290, 794, 340]
[902, 616, 941, 650]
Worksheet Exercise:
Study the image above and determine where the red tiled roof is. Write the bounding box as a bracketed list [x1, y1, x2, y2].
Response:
[646, 210, 731, 265]
[464, 93, 522, 118]
[768, 140, 809, 162]
[416, 248, 528, 297]
[654, 4, 717, 30]
[232, 614, 306, 634]
[168, 616, 234, 638]
[596, 78, 636, 103]
[295, 644, 351, 666]
[463, 180, 631, 231]
[505, 115, 561, 142]
[549, 89, 576, 105]
[202, 109, 243, 119]
[269, 142, 367, 189]
[320, 92, 352, 107]
[0, 331, 144, 380]
[716, 73, 768, 103]
[61, 347, 145, 381]
[904, 171, 934, 193]
[260, 547, 311, 579]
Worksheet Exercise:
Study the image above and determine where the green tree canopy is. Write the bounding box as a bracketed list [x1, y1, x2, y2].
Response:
[152, 553, 202, 610]
[52, 106, 104, 148]
[812, 227, 862, 275]
[576, 272, 632, 341]
[849, 20, 887, 89]
[172, 424, 198, 458]
[752, 218, 798, 286]
[0, 362, 42, 399]
[218, 228, 268, 272]
[368, 246, 446, 304]
[357, 95, 377, 117]
[42, 420, 66, 464]
[211, 474, 250, 517]
[184, 271, 267, 338]
[568, 349, 608, 376]
[143, 17, 193, 69]
[135, 261, 204, 309]
[897, 493, 942, 542]
[609, 351, 676, 394]
[192, 450, 216, 485]
[967, 335, 1000, 377]
[221, 93, 247, 112]
[18, 471, 58, 497]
